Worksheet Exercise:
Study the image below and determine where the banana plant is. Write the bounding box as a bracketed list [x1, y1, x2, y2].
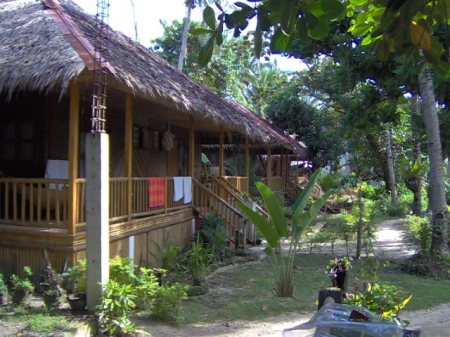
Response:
[237, 168, 334, 297]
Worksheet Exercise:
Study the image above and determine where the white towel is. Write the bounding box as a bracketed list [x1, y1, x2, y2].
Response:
[183, 177, 192, 204]
[45, 160, 68, 190]
[173, 177, 184, 202]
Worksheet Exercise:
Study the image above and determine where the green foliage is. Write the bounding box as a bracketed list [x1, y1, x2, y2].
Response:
[403, 215, 432, 253]
[399, 254, 450, 280]
[151, 19, 256, 100]
[237, 168, 333, 297]
[109, 256, 137, 285]
[10, 266, 34, 293]
[23, 312, 71, 334]
[152, 283, 189, 320]
[61, 258, 86, 294]
[326, 257, 352, 275]
[199, 213, 228, 261]
[346, 258, 412, 322]
[134, 267, 161, 310]
[265, 82, 346, 168]
[150, 232, 182, 271]
[345, 282, 412, 322]
[0, 272, 8, 294]
[97, 279, 139, 336]
[188, 235, 213, 280]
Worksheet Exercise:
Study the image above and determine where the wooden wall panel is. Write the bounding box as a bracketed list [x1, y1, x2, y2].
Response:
[1, 217, 194, 275]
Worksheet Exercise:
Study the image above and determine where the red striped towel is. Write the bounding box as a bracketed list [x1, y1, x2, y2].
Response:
[148, 177, 166, 207]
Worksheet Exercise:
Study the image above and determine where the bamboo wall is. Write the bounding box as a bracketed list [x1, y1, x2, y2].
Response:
[0, 217, 193, 279]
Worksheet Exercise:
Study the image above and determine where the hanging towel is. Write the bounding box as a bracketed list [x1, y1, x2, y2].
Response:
[183, 176, 192, 204]
[148, 177, 166, 207]
[173, 177, 184, 202]
[45, 159, 68, 190]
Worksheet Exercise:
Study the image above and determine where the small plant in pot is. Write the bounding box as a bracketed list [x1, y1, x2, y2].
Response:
[327, 256, 352, 298]
[62, 258, 87, 311]
[10, 266, 34, 305]
[0, 272, 9, 305]
[40, 265, 64, 309]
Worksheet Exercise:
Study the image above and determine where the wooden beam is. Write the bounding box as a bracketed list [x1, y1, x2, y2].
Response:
[267, 146, 272, 189]
[245, 136, 250, 192]
[125, 93, 133, 222]
[219, 126, 224, 178]
[67, 81, 80, 235]
[189, 116, 195, 177]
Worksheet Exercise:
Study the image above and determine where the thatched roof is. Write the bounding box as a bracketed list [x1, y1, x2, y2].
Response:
[0, 0, 307, 150]
[226, 100, 307, 155]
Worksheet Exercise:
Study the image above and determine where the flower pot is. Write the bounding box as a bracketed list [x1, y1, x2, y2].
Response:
[67, 293, 87, 312]
[11, 289, 30, 305]
[43, 293, 61, 308]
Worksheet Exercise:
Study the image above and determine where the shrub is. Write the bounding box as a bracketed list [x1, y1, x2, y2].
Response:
[97, 279, 139, 336]
[402, 215, 432, 253]
[199, 213, 228, 261]
[152, 282, 188, 320]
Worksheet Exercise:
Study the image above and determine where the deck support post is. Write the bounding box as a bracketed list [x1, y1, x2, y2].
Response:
[125, 93, 133, 222]
[68, 81, 80, 235]
[189, 116, 195, 177]
[85, 133, 110, 312]
[219, 126, 224, 178]
[267, 147, 272, 189]
[245, 136, 250, 193]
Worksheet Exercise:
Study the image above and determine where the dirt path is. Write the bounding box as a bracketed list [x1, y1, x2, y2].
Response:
[137, 219, 450, 337]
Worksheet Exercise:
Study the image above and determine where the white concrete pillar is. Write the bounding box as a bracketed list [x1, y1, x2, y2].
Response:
[85, 133, 110, 312]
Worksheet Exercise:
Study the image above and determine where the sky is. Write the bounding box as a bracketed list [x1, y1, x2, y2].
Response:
[72, 0, 305, 71]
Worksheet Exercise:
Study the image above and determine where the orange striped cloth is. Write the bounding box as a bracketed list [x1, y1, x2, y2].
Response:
[148, 177, 166, 207]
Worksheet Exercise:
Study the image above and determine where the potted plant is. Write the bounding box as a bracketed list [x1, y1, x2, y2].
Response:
[40, 265, 64, 308]
[62, 258, 87, 311]
[0, 272, 9, 305]
[327, 257, 352, 298]
[10, 266, 34, 305]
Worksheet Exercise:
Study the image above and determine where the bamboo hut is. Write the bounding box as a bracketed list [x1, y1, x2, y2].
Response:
[0, 0, 307, 273]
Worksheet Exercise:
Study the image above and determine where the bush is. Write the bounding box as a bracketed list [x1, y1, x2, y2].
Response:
[402, 215, 432, 253]
[152, 282, 188, 320]
[199, 213, 228, 261]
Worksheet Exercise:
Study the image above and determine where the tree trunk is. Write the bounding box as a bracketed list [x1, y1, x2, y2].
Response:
[355, 185, 363, 259]
[409, 94, 423, 217]
[419, 66, 449, 256]
[386, 127, 398, 206]
[178, 0, 193, 71]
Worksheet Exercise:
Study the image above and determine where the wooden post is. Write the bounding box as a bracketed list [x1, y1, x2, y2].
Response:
[189, 116, 195, 177]
[125, 93, 133, 222]
[245, 136, 250, 193]
[267, 147, 272, 189]
[219, 126, 224, 178]
[67, 81, 80, 235]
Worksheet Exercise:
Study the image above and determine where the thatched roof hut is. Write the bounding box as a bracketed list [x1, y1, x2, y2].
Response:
[0, 0, 307, 151]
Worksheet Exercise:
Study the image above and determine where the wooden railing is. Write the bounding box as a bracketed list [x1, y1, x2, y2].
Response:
[223, 176, 249, 193]
[192, 178, 246, 239]
[0, 178, 68, 229]
[211, 177, 268, 244]
[1, 177, 192, 231]
[284, 176, 302, 201]
[75, 177, 190, 229]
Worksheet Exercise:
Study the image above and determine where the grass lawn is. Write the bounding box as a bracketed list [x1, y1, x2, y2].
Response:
[178, 253, 450, 324]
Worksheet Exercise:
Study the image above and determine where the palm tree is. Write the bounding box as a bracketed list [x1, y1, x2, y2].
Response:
[236, 59, 284, 116]
[178, 0, 219, 71]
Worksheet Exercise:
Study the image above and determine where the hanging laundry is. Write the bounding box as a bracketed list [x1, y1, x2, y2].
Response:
[173, 176, 184, 202]
[183, 176, 192, 204]
[148, 177, 166, 207]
